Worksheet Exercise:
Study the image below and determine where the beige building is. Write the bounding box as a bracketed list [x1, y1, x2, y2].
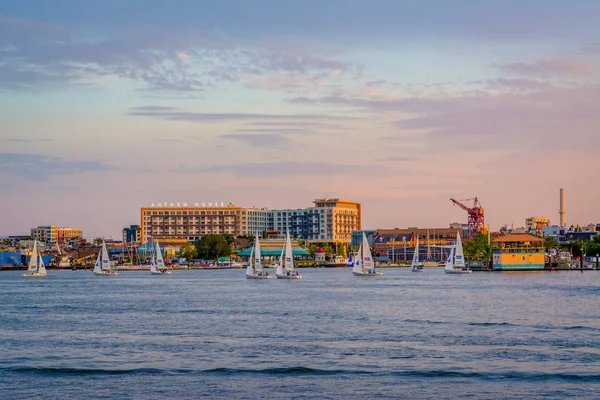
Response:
[525, 217, 550, 234]
[140, 197, 362, 245]
[31, 226, 83, 244]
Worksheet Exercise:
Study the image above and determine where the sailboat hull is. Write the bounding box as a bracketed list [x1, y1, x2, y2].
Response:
[151, 270, 172, 275]
[246, 274, 272, 279]
[353, 271, 383, 276]
[276, 274, 302, 279]
[411, 267, 424, 272]
[21, 272, 46, 278]
[94, 270, 118, 276]
[444, 269, 472, 274]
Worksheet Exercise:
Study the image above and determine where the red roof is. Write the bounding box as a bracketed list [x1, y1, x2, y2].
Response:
[315, 247, 326, 254]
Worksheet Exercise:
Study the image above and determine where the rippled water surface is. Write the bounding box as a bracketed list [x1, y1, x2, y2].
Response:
[1, 268, 599, 399]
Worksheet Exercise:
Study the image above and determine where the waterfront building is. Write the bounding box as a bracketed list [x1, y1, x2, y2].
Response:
[244, 207, 273, 236]
[140, 203, 246, 244]
[30, 226, 83, 245]
[492, 233, 544, 270]
[236, 238, 311, 258]
[351, 230, 377, 249]
[525, 217, 550, 234]
[140, 197, 361, 245]
[373, 228, 459, 262]
[123, 225, 141, 244]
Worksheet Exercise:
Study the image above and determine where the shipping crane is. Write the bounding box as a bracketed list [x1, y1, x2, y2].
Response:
[450, 197, 485, 239]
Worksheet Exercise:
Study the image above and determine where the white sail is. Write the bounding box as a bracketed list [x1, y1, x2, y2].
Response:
[101, 241, 111, 270]
[362, 232, 374, 270]
[454, 232, 465, 268]
[93, 251, 102, 274]
[155, 241, 166, 269]
[444, 244, 456, 271]
[284, 231, 294, 271]
[254, 235, 262, 272]
[276, 246, 284, 276]
[37, 251, 46, 275]
[246, 247, 254, 275]
[27, 241, 39, 272]
[411, 237, 420, 268]
[150, 251, 158, 273]
[352, 245, 363, 274]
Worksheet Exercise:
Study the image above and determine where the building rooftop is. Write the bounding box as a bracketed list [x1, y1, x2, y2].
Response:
[493, 233, 542, 243]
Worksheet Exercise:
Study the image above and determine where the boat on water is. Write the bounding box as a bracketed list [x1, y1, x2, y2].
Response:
[151, 241, 171, 275]
[93, 241, 118, 276]
[411, 237, 424, 272]
[246, 236, 271, 279]
[276, 232, 301, 279]
[21, 240, 47, 278]
[352, 232, 383, 276]
[346, 254, 354, 267]
[422, 229, 438, 267]
[444, 232, 472, 274]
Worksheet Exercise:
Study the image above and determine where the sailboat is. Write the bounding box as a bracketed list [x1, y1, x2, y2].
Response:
[246, 235, 271, 279]
[346, 253, 354, 268]
[93, 241, 118, 276]
[352, 232, 383, 276]
[21, 241, 47, 278]
[276, 232, 301, 279]
[151, 241, 171, 275]
[422, 229, 438, 267]
[411, 237, 424, 272]
[444, 232, 472, 274]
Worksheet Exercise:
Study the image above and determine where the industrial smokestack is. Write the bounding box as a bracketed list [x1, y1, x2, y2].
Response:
[559, 188, 566, 228]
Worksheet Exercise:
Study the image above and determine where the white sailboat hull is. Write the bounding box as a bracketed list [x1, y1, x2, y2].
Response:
[21, 272, 46, 278]
[246, 273, 272, 279]
[444, 269, 472, 274]
[151, 270, 172, 275]
[353, 271, 383, 276]
[276, 273, 302, 279]
[94, 270, 118, 276]
[411, 267, 424, 272]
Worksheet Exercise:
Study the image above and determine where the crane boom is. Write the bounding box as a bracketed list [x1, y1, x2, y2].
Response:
[449, 197, 485, 238]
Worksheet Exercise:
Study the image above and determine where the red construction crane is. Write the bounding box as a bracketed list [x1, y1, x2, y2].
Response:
[450, 197, 485, 239]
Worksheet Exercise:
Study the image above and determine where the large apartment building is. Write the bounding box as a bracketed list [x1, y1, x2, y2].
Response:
[30, 226, 83, 244]
[139, 198, 361, 244]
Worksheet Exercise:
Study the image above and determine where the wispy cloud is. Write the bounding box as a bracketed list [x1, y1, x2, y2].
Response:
[175, 161, 388, 177]
[3, 138, 53, 143]
[0, 153, 120, 181]
[128, 105, 357, 123]
[495, 59, 599, 77]
[221, 133, 293, 148]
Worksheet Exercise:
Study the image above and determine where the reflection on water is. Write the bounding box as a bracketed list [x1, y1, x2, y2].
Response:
[0, 268, 598, 399]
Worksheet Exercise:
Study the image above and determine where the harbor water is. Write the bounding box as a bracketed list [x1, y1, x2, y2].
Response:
[0, 268, 598, 399]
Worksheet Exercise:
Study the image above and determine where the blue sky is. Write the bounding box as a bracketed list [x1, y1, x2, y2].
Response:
[1, 1, 599, 238]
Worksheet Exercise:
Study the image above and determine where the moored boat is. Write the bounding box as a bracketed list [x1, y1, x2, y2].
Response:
[352, 232, 383, 276]
[444, 232, 472, 274]
[21, 241, 47, 278]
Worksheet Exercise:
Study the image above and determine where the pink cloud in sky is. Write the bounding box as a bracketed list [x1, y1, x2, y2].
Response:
[496, 59, 599, 77]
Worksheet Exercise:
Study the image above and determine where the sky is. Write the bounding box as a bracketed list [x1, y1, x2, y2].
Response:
[1, 0, 599, 239]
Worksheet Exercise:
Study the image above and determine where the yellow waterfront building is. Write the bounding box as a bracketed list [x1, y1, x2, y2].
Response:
[492, 233, 545, 270]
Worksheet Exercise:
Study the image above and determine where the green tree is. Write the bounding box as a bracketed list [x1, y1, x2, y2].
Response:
[463, 232, 492, 262]
[93, 237, 103, 244]
[178, 242, 198, 264]
[543, 236, 558, 251]
[323, 243, 333, 257]
[194, 234, 232, 260]
[338, 245, 347, 258]
[222, 234, 235, 245]
[583, 235, 600, 257]
[307, 244, 316, 258]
